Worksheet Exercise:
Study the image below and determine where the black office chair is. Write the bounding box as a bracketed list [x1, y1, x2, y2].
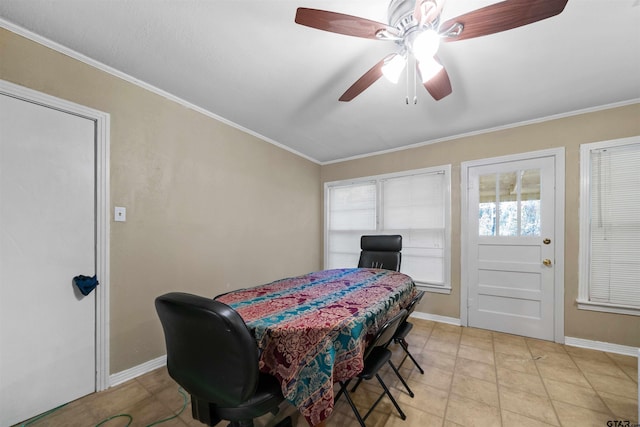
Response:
[335, 309, 408, 426]
[357, 235, 402, 271]
[155, 292, 291, 427]
[389, 290, 426, 396]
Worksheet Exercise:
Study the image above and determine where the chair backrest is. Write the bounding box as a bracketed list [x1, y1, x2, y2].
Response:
[357, 235, 402, 271]
[364, 309, 407, 359]
[155, 292, 260, 407]
[405, 290, 425, 317]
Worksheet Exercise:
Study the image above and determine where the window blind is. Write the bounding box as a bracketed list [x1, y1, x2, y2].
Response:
[326, 182, 376, 268]
[589, 143, 640, 307]
[382, 172, 446, 284]
[325, 167, 450, 290]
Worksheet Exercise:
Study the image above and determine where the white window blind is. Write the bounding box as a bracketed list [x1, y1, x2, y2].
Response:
[326, 182, 376, 268]
[325, 166, 451, 292]
[579, 137, 640, 316]
[589, 143, 640, 307]
[382, 173, 446, 285]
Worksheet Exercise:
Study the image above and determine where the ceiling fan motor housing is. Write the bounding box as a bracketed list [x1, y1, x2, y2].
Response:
[388, 0, 416, 29]
[387, 0, 442, 55]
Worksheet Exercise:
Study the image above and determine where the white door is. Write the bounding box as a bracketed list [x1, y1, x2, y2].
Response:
[0, 94, 96, 426]
[467, 155, 556, 340]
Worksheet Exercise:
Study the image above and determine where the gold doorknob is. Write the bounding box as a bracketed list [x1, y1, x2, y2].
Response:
[542, 259, 552, 266]
[543, 238, 551, 244]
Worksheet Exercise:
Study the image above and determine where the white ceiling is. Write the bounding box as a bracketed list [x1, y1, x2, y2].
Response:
[1, 0, 639, 163]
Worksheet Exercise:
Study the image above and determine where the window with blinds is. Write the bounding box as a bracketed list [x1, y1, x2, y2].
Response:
[578, 137, 640, 315]
[325, 166, 451, 292]
[325, 182, 377, 269]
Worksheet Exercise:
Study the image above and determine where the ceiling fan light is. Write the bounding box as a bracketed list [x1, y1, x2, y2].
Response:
[412, 29, 440, 63]
[418, 57, 443, 83]
[381, 54, 407, 84]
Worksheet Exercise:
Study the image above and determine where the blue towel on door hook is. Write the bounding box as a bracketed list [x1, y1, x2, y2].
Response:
[73, 275, 99, 296]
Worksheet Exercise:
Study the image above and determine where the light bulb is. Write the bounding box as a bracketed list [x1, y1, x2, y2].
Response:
[412, 29, 440, 63]
[381, 54, 407, 84]
[418, 57, 443, 83]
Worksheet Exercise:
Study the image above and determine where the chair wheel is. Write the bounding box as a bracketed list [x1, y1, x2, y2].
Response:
[409, 391, 415, 398]
[400, 414, 407, 420]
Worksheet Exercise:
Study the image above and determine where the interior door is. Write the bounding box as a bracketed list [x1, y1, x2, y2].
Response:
[467, 156, 555, 340]
[0, 93, 96, 426]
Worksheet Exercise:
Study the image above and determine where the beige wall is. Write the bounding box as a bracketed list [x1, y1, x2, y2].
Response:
[321, 104, 640, 348]
[0, 28, 322, 372]
[2, 23, 638, 378]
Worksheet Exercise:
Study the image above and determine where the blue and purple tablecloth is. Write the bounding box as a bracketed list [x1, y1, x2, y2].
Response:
[217, 268, 416, 426]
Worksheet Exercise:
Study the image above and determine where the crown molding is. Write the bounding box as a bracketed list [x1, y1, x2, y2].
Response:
[0, 18, 320, 165]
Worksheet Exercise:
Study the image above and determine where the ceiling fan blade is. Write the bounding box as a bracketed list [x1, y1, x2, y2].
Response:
[440, 0, 568, 42]
[339, 56, 390, 102]
[295, 8, 398, 40]
[421, 59, 452, 100]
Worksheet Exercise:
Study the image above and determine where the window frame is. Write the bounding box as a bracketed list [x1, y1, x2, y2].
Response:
[324, 165, 452, 294]
[578, 136, 640, 316]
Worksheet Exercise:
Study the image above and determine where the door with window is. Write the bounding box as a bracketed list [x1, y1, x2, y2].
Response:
[467, 155, 556, 340]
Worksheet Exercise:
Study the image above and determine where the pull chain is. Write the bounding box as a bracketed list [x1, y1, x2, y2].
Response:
[413, 64, 418, 104]
[405, 57, 410, 104]
[405, 57, 419, 105]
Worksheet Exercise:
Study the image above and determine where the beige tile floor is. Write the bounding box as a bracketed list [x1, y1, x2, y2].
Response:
[16, 319, 638, 427]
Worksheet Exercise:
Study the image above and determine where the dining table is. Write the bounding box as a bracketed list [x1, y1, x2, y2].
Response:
[216, 267, 417, 426]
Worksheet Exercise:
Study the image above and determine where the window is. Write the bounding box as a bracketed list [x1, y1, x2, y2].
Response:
[578, 136, 640, 316]
[478, 169, 542, 237]
[325, 166, 451, 293]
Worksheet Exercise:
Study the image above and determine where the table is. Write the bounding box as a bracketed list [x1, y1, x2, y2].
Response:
[216, 268, 416, 426]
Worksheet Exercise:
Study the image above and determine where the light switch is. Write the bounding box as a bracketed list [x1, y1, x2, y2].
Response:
[114, 206, 126, 222]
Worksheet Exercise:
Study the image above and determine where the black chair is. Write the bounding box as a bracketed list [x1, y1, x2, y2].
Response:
[389, 290, 426, 396]
[155, 292, 291, 427]
[357, 235, 402, 271]
[335, 309, 408, 426]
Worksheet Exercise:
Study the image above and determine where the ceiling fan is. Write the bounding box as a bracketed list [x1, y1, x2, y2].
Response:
[295, 0, 569, 102]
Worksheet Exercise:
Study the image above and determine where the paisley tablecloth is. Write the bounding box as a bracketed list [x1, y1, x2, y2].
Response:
[216, 268, 416, 426]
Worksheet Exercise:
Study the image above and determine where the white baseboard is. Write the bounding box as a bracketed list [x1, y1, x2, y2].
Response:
[564, 337, 639, 358]
[106, 313, 461, 389]
[412, 310, 639, 358]
[411, 310, 461, 326]
[109, 355, 166, 387]
[106, 324, 639, 391]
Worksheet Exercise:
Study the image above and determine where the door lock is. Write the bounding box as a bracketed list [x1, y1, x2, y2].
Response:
[543, 238, 551, 244]
[542, 259, 552, 266]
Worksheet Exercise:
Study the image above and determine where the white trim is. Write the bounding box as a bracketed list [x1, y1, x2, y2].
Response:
[108, 337, 638, 391]
[321, 99, 640, 165]
[553, 150, 566, 343]
[2, 18, 637, 167]
[109, 355, 167, 387]
[460, 163, 470, 329]
[416, 284, 452, 295]
[578, 136, 640, 316]
[94, 105, 111, 392]
[460, 148, 565, 343]
[0, 79, 111, 391]
[413, 311, 638, 359]
[411, 311, 461, 326]
[577, 300, 640, 317]
[565, 337, 639, 358]
[0, 18, 318, 165]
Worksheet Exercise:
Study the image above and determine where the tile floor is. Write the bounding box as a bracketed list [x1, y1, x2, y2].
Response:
[16, 319, 639, 427]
